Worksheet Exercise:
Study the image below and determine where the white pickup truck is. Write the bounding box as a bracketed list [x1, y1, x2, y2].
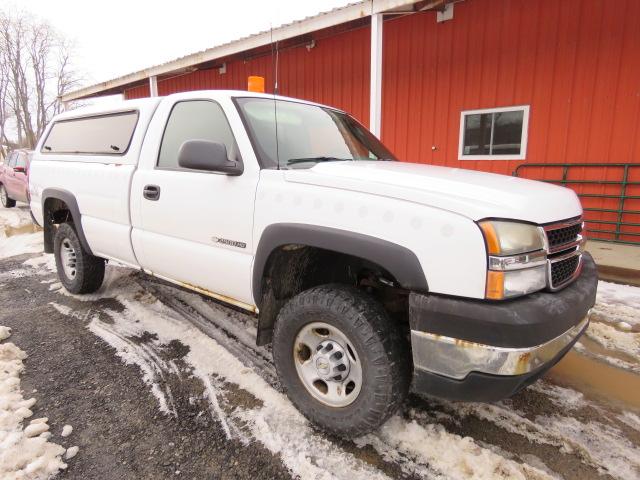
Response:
[29, 90, 597, 437]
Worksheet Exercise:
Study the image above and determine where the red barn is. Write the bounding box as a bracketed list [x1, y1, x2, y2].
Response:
[64, 0, 640, 244]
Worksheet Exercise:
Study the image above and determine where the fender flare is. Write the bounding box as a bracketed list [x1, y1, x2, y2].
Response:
[41, 188, 93, 255]
[252, 223, 428, 306]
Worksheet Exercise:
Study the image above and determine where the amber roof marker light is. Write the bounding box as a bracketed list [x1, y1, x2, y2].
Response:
[248, 76, 265, 93]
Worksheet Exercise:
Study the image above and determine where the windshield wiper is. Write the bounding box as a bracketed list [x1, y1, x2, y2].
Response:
[286, 156, 352, 166]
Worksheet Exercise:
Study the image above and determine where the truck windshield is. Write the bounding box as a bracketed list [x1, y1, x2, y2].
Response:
[235, 97, 396, 169]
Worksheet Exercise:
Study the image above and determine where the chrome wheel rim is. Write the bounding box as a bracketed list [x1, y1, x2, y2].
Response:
[293, 321, 362, 408]
[60, 238, 77, 280]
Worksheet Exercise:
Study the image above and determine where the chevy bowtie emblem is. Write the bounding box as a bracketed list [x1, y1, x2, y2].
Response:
[211, 237, 247, 249]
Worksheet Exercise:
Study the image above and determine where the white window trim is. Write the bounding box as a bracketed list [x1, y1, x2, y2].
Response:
[458, 105, 530, 160]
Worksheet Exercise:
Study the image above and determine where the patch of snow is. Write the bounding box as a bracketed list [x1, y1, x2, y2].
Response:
[24, 254, 56, 273]
[81, 275, 391, 480]
[0, 206, 33, 230]
[88, 318, 178, 418]
[585, 322, 640, 361]
[49, 302, 73, 317]
[573, 341, 640, 374]
[24, 422, 49, 438]
[61, 425, 73, 437]
[64, 446, 79, 460]
[617, 412, 640, 432]
[0, 326, 11, 340]
[0, 326, 67, 479]
[528, 382, 587, 411]
[359, 416, 553, 480]
[535, 415, 640, 480]
[0, 232, 43, 259]
[593, 281, 640, 327]
[445, 391, 640, 480]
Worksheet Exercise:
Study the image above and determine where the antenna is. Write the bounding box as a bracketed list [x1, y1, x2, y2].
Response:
[270, 24, 281, 169]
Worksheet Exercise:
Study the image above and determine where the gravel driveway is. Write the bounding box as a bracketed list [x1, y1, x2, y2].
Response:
[1, 205, 639, 480]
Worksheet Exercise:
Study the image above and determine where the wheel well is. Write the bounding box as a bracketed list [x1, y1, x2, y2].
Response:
[42, 197, 73, 253]
[256, 244, 409, 345]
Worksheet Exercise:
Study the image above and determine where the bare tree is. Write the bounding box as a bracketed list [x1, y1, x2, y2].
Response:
[0, 9, 80, 151]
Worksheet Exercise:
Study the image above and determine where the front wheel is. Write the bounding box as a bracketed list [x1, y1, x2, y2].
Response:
[273, 284, 410, 438]
[54, 223, 105, 294]
[0, 185, 15, 208]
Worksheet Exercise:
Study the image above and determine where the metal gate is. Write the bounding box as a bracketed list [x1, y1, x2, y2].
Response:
[513, 163, 640, 245]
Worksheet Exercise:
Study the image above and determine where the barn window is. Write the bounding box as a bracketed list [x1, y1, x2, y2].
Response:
[458, 106, 529, 160]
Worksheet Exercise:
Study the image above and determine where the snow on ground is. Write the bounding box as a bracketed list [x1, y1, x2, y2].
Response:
[0, 232, 42, 259]
[46, 266, 558, 480]
[0, 325, 69, 479]
[4, 209, 640, 479]
[593, 280, 640, 328]
[442, 382, 640, 480]
[585, 322, 640, 361]
[0, 205, 32, 231]
[0, 205, 42, 259]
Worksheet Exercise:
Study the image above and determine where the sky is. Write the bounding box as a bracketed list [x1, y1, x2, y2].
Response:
[4, 0, 355, 88]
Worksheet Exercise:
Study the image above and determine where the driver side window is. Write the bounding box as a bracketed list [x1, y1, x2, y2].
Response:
[157, 100, 240, 170]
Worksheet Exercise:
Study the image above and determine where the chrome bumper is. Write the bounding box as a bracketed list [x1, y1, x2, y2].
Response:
[411, 315, 589, 380]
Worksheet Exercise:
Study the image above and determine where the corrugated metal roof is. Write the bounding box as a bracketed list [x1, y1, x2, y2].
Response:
[63, 0, 422, 102]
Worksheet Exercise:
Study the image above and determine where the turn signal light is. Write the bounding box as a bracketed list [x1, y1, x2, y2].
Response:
[485, 271, 505, 300]
[479, 222, 501, 255]
[248, 76, 265, 93]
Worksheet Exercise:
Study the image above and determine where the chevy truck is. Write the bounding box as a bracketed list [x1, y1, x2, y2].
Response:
[29, 91, 597, 437]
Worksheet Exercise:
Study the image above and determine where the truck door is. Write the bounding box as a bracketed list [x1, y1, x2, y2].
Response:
[131, 96, 259, 308]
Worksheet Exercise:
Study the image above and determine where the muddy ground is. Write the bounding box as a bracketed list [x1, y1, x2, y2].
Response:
[1, 207, 639, 480]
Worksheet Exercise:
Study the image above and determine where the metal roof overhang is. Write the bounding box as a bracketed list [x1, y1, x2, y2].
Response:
[62, 0, 434, 102]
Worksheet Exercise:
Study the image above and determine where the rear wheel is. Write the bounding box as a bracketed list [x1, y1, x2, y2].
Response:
[273, 284, 410, 438]
[54, 223, 105, 294]
[0, 185, 15, 208]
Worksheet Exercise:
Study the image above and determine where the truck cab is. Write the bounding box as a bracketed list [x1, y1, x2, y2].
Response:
[28, 90, 597, 438]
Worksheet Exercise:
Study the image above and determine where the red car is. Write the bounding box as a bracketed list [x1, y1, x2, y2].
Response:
[0, 149, 32, 208]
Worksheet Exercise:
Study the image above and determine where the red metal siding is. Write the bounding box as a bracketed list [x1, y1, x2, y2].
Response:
[122, 1, 640, 241]
[124, 84, 150, 99]
[130, 25, 371, 126]
[382, 0, 640, 241]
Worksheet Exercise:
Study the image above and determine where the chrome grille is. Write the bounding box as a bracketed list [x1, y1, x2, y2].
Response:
[547, 223, 582, 250]
[543, 217, 584, 290]
[550, 255, 580, 287]
[544, 218, 583, 253]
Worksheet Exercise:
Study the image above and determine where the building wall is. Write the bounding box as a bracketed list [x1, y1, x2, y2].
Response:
[124, 0, 640, 242]
[382, 0, 640, 241]
[125, 25, 371, 126]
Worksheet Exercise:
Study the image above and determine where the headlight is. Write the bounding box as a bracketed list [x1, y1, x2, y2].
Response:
[479, 220, 545, 255]
[479, 220, 547, 300]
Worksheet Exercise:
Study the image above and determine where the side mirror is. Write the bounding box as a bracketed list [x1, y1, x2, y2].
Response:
[178, 140, 243, 176]
[13, 166, 25, 173]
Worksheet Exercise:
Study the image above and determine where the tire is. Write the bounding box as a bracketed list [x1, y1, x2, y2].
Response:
[0, 185, 15, 208]
[54, 223, 105, 294]
[273, 284, 411, 438]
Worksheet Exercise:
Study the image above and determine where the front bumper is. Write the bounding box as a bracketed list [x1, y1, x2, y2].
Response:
[409, 252, 598, 401]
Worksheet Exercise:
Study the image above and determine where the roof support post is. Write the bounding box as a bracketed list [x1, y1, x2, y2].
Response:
[369, 12, 383, 138]
[149, 75, 158, 97]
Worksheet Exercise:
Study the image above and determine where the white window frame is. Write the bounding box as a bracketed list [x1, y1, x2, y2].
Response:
[458, 105, 530, 160]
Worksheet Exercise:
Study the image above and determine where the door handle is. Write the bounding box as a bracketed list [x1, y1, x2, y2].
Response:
[143, 184, 161, 201]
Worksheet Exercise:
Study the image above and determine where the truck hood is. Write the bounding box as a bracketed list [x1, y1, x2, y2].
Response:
[284, 161, 582, 223]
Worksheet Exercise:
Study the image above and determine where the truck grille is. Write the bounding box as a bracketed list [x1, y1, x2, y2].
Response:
[550, 254, 580, 288]
[545, 221, 583, 251]
[544, 217, 584, 290]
